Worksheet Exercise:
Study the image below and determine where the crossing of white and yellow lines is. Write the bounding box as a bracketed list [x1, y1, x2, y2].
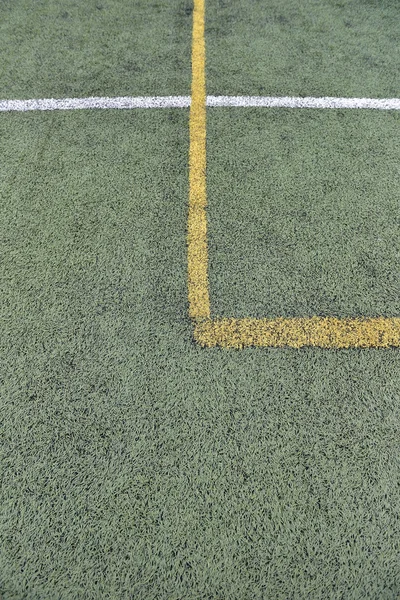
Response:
[187, 0, 400, 349]
[2, 0, 399, 348]
[1, 95, 400, 112]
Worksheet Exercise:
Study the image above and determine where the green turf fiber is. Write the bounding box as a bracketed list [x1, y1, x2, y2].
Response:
[206, 0, 400, 98]
[207, 107, 400, 318]
[1, 110, 400, 600]
[1, 0, 400, 598]
[0, 0, 192, 99]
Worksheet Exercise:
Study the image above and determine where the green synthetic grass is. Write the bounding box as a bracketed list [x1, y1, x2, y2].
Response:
[1, 109, 400, 600]
[0, 0, 192, 99]
[1, 0, 400, 598]
[206, 0, 400, 97]
[207, 107, 400, 318]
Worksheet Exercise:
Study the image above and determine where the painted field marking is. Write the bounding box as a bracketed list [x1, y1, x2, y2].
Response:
[188, 0, 400, 349]
[207, 96, 400, 109]
[0, 96, 191, 111]
[194, 318, 400, 349]
[1, 96, 400, 112]
[188, 0, 210, 319]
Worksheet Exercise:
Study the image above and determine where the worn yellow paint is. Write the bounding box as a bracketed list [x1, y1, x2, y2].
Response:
[188, 0, 210, 319]
[188, 0, 400, 348]
[194, 317, 400, 348]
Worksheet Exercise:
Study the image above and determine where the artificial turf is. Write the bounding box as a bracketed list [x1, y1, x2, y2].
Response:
[0, 0, 192, 99]
[206, 0, 400, 98]
[1, 0, 400, 598]
[207, 107, 400, 318]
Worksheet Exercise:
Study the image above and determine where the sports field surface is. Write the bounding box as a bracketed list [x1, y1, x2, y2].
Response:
[1, 0, 400, 598]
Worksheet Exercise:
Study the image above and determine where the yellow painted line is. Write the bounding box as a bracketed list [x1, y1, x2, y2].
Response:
[194, 317, 400, 349]
[188, 0, 210, 319]
[188, 0, 400, 349]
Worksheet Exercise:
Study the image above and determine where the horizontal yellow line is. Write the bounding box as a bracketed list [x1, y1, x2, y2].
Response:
[194, 317, 400, 348]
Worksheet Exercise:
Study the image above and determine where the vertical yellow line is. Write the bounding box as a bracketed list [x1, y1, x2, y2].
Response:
[188, 0, 211, 319]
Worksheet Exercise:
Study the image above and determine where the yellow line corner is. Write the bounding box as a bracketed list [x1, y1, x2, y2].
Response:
[188, 0, 400, 349]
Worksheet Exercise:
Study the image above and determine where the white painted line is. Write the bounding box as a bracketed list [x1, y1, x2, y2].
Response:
[1, 95, 400, 112]
[207, 95, 400, 110]
[0, 96, 191, 112]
